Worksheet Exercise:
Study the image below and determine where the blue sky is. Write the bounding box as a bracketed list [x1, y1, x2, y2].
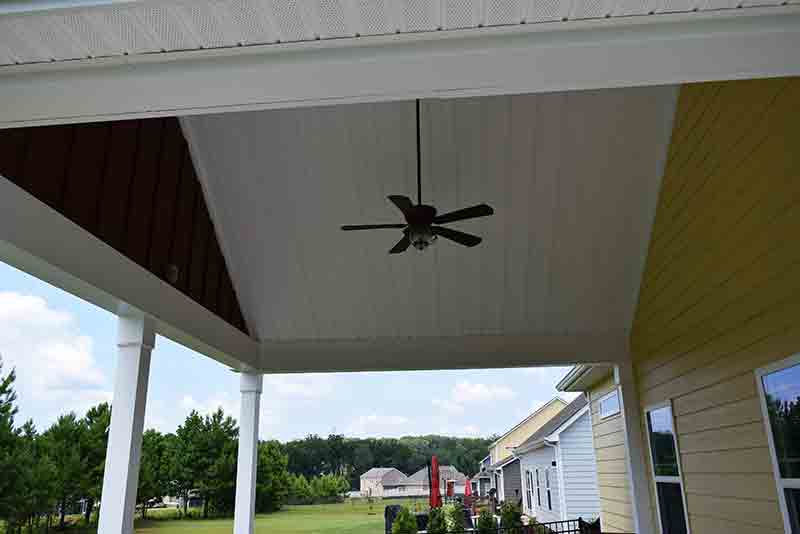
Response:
[0, 260, 576, 441]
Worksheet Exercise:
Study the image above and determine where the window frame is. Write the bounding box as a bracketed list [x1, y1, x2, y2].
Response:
[545, 468, 552, 511]
[535, 468, 541, 507]
[599, 388, 621, 420]
[525, 470, 534, 512]
[644, 401, 691, 534]
[756, 352, 800, 534]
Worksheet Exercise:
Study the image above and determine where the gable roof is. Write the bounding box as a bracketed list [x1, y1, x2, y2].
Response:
[360, 467, 405, 480]
[405, 465, 467, 484]
[513, 395, 588, 453]
[489, 397, 568, 448]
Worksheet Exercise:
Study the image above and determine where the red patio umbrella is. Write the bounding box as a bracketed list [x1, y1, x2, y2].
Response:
[429, 456, 442, 508]
[465, 477, 472, 497]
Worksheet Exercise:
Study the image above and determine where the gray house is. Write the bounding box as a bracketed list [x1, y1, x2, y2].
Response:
[359, 467, 407, 497]
[513, 396, 600, 523]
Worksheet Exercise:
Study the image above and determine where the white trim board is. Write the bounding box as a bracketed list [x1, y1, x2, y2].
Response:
[0, 6, 798, 128]
[0, 175, 260, 370]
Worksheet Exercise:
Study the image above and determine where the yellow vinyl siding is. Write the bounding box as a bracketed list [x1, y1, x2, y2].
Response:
[631, 76, 800, 534]
[491, 399, 566, 463]
[589, 374, 633, 533]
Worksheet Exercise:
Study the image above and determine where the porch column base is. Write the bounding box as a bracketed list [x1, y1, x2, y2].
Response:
[234, 372, 263, 534]
[98, 314, 155, 534]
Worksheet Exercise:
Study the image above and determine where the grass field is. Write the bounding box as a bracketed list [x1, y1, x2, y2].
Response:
[136, 499, 428, 534]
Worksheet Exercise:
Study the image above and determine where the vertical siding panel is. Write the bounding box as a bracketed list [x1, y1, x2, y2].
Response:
[62, 123, 111, 230]
[188, 193, 211, 303]
[97, 120, 139, 252]
[21, 125, 73, 209]
[0, 127, 28, 182]
[148, 119, 184, 279]
[126, 118, 165, 267]
[170, 151, 198, 294]
[631, 76, 800, 534]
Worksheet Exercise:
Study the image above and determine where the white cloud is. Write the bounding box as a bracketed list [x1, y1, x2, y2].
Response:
[0, 292, 111, 421]
[264, 374, 336, 399]
[346, 414, 410, 438]
[433, 380, 515, 416]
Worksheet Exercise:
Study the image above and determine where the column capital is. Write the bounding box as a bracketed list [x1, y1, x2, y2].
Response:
[240, 372, 263, 394]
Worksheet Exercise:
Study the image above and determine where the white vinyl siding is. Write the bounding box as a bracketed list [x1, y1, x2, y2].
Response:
[519, 445, 561, 523]
[559, 410, 601, 521]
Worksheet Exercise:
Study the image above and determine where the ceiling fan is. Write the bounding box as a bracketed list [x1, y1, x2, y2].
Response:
[341, 99, 494, 254]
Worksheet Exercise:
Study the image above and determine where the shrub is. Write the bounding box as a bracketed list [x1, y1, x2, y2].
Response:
[392, 507, 418, 534]
[475, 510, 496, 534]
[427, 507, 446, 534]
[442, 502, 465, 532]
[499, 502, 523, 534]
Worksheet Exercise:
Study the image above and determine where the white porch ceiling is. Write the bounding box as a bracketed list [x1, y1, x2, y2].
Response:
[0, 0, 794, 66]
[183, 86, 678, 369]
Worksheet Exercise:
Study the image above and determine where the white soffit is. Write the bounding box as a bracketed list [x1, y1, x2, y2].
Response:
[183, 86, 678, 371]
[0, 0, 794, 66]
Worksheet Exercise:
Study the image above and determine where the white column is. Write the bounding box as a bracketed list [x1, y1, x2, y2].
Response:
[234, 372, 263, 534]
[98, 314, 155, 534]
[615, 362, 656, 534]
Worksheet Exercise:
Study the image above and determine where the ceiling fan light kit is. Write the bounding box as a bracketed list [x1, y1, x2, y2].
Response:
[341, 99, 495, 254]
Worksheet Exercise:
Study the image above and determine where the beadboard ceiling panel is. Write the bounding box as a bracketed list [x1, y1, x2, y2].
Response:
[0, 0, 792, 65]
[183, 86, 678, 346]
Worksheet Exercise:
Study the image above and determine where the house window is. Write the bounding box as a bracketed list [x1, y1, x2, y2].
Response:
[645, 403, 688, 534]
[599, 390, 621, 419]
[757, 356, 800, 534]
[545, 468, 552, 511]
[535, 469, 541, 507]
[525, 470, 534, 511]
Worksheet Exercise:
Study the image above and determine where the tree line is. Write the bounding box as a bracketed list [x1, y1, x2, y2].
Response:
[0, 359, 491, 533]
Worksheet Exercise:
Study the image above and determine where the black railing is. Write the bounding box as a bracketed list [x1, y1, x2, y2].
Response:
[437, 518, 599, 534]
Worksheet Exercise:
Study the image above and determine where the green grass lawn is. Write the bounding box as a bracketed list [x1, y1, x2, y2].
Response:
[136, 499, 428, 534]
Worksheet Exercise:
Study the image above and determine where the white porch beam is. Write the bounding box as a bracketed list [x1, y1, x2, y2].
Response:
[98, 313, 154, 534]
[234, 372, 263, 534]
[0, 176, 260, 370]
[259, 332, 631, 373]
[0, 7, 798, 128]
[615, 362, 656, 534]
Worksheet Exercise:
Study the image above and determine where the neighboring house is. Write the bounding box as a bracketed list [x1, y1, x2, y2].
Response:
[488, 398, 568, 465]
[482, 398, 567, 502]
[557, 366, 630, 532]
[514, 395, 600, 524]
[475, 455, 493, 497]
[403, 465, 468, 496]
[359, 467, 407, 497]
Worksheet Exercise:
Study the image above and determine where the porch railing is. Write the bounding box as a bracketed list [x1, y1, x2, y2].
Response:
[434, 518, 602, 534]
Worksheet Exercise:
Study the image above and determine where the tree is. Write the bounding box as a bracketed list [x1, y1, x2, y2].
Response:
[427, 507, 447, 534]
[255, 440, 290, 513]
[169, 411, 205, 514]
[195, 409, 238, 517]
[0, 358, 20, 528]
[287, 474, 313, 504]
[79, 403, 110, 524]
[138, 430, 169, 519]
[42, 414, 85, 529]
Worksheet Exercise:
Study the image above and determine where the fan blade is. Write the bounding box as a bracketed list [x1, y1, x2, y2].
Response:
[389, 235, 411, 254]
[433, 204, 494, 225]
[341, 224, 406, 231]
[388, 195, 414, 215]
[433, 226, 482, 247]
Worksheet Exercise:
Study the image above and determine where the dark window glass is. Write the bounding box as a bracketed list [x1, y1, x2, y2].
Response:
[647, 406, 679, 477]
[656, 482, 687, 534]
[545, 470, 552, 510]
[526, 472, 533, 510]
[763, 364, 800, 479]
[785, 488, 800, 533]
[536, 470, 541, 507]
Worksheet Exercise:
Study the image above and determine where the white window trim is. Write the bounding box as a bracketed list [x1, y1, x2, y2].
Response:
[535, 468, 542, 509]
[599, 388, 622, 420]
[644, 400, 691, 534]
[545, 467, 552, 511]
[756, 352, 800, 534]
